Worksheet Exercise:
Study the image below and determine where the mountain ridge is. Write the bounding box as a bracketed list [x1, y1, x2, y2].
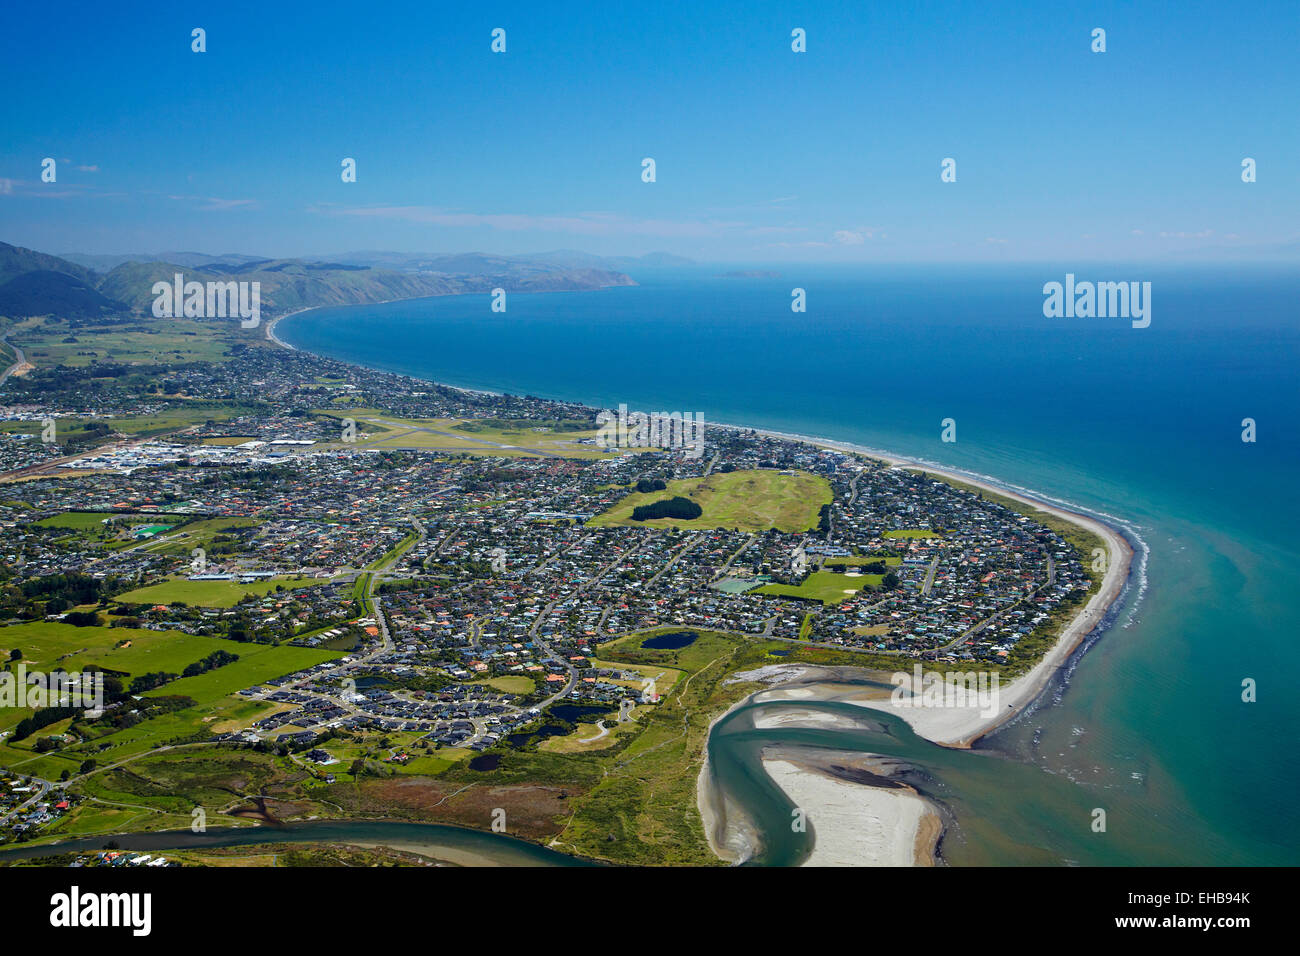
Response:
[1, 241, 637, 320]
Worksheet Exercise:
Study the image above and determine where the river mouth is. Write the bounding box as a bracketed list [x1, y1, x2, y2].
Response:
[701, 652, 1208, 868]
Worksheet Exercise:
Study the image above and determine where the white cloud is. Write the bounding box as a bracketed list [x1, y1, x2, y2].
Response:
[168, 195, 258, 211]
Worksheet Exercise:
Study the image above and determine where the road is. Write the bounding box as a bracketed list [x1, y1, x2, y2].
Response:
[0, 332, 33, 386]
[529, 538, 651, 708]
[709, 533, 755, 582]
[0, 774, 50, 827]
[921, 555, 940, 595]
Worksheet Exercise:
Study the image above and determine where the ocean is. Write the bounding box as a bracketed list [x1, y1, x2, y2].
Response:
[279, 264, 1300, 865]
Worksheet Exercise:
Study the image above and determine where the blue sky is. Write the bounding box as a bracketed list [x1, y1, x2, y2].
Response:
[1, 0, 1296, 262]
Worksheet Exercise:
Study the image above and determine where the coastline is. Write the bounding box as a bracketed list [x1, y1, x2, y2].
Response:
[775, 434, 1136, 749]
[695, 699, 761, 865]
[717, 423, 1135, 750]
[264, 308, 314, 350]
[269, 298, 1138, 863]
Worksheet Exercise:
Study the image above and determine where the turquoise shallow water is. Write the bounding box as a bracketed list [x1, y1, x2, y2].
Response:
[281, 264, 1300, 865]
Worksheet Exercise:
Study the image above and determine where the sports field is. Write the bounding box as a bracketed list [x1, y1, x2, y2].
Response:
[34, 511, 134, 530]
[823, 554, 902, 567]
[755, 570, 882, 604]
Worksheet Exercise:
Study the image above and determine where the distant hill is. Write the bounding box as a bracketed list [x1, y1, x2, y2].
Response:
[1, 241, 638, 319]
[0, 269, 127, 320]
[59, 251, 272, 273]
[326, 249, 695, 274]
[530, 250, 696, 271]
[0, 241, 98, 287]
[97, 258, 634, 315]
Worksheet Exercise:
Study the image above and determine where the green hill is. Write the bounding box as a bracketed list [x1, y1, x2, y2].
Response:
[0, 269, 127, 319]
[0, 241, 98, 286]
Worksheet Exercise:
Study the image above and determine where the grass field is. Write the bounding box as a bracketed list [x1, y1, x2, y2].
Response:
[755, 569, 882, 604]
[0, 622, 234, 684]
[142, 643, 338, 708]
[883, 529, 942, 539]
[34, 511, 134, 530]
[125, 516, 261, 558]
[11, 316, 240, 368]
[0, 622, 338, 778]
[587, 468, 832, 532]
[2, 406, 262, 445]
[823, 554, 902, 567]
[470, 675, 536, 695]
[102, 405, 264, 437]
[0, 625, 939, 859]
[312, 409, 607, 459]
[114, 575, 331, 608]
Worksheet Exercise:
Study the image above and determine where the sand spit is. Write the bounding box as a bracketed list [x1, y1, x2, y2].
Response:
[761, 746, 940, 866]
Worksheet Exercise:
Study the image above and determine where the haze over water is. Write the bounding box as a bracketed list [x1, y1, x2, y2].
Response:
[281, 265, 1300, 865]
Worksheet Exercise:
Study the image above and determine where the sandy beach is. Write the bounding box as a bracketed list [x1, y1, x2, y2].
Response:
[694, 435, 1134, 865]
[269, 303, 1136, 864]
[263, 309, 310, 350]
[854, 482, 1130, 748]
[695, 700, 760, 865]
[740, 426, 1134, 748]
[762, 747, 940, 866]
